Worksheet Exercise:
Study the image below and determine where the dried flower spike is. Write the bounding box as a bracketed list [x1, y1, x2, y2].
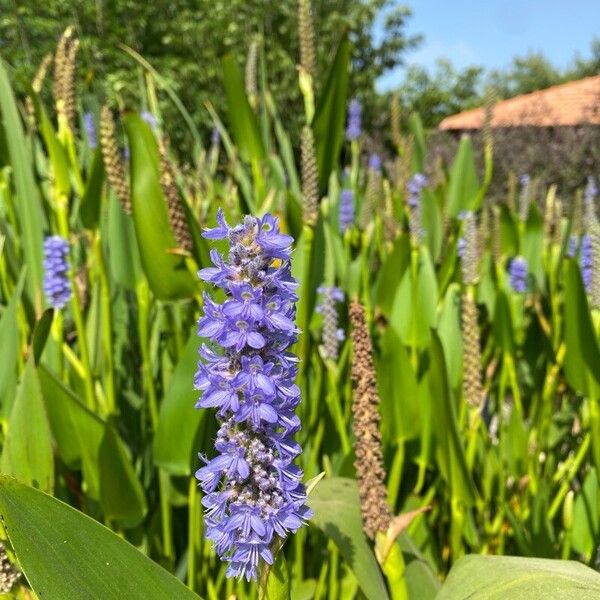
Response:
[301, 125, 319, 226]
[460, 212, 479, 285]
[100, 106, 131, 214]
[53, 26, 79, 130]
[195, 210, 311, 581]
[297, 0, 316, 78]
[317, 286, 345, 361]
[461, 292, 484, 408]
[0, 543, 20, 593]
[349, 299, 392, 539]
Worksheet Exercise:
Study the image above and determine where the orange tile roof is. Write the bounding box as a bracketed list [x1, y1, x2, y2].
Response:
[438, 75, 600, 130]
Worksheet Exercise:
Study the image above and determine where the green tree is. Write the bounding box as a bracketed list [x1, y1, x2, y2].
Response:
[0, 0, 419, 148]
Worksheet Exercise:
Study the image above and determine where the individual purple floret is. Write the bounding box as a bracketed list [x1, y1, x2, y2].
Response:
[368, 153, 381, 172]
[346, 99, 362, 141]
[194, 209, 311, 581]
[43, 235, 71, 309]
[509, 256, 528, 293]
[141, 110, 158, 131]
[581, 234, 592, 292]
[83, 112, 96, 149]
[339, 189, 354, 233]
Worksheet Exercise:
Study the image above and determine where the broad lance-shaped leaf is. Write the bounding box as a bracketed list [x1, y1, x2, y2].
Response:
[563, 258, 600, 395]
[154, 329, 207, 476]
[429, 331, 477, 506]
[124, 113, 196, 300]
[437, 555, 600, 599]
[312, 32, 350, 192]
[0, 59, 46, 308]
[307, 477, 390, 600]
[39, 367, 147, 526]
[446, 135, 479, 218]
[1, 356, 54, 494]
[80, 146, 105, 229]
[0, 477, 202, 600]
[221, 54, 265, 165]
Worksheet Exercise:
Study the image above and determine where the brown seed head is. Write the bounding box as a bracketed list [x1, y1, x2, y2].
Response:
[461, 292, 484, 408]
[301, 125, 319, 226]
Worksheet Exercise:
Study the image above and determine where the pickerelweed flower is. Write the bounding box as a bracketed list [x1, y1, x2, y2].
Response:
[406, 173, 428, 245]
[460, 211, 479, 285]
[316, 286, 345, 361]
[43, 235, 71, 309]
[519, 174, 531, 222]
[585, 176, 598, 230]
[567, 235, 578, 258]
[83, 112, 96, 149]
[581, 234, 592, 292]
[194, 209, 311, 581]
[339, 189, 354, 233]
[211, 126, 221, 146]
[509, 256, 528, 293]
[368, 153, 382, 172]
[346, 99, 362, 141]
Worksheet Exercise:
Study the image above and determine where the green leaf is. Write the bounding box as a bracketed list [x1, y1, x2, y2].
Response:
[307, 477, 389, 600]
[493, 291, 515, 354]
[398, 533, 440, 600]
[124, 114, 196, 300]
[221, 54, 265, 164]
[374, 235, 410, 318]
[446, 136, 479, 218]
[0, 60, 46, 307]
[154, 330, 206, 476]
[408, 113, 426, 173]
[80, 147, 105, 229]
[0, 269, 25, 415]
[0, 477, 201, 600]
[32, 308, 54, 364]
[260, 550, 291, 600]
[572, 469, 599, 561]
[522, 204, 545, 290]
[1, 356, 54, 493]
[429, 331, 477, 506]
[436, 283, 463, 390]
[313, 33, 350, 191]
[39, 367, 147, 526]
[563, 258, 600, 394]
[437, 555, 600, 599]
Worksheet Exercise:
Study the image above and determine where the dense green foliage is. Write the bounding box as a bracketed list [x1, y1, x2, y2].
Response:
[0, 7, 600, 600]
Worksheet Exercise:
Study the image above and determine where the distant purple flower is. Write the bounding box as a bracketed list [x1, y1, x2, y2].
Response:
[339, 189, 354, 233]
[83, 112, 96, 149]
[457, 236, 466, 258]
[519, 174, 531, 188]
[368, 154, 381, 172]
[211, 127, 221, 146]
[141, 110, 158, 131]
[585, 176, 598, 204]
[406, 173, 428, 208]
[43, 236, 71, 309]
[346, 99, 362, 141]
[123, 146, 130, 162]
[316, 285, 345, 360]
[581, 234, 592, 292]
[195, 209, 311, 581]
[509, 256, 528, 293]
[567, 235, 578, 258]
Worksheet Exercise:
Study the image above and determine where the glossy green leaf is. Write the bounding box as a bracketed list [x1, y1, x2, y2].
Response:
[221, 54, 265, 164]
[446, 136, 479, 218]
[437, 555, 600, 599]
[398, 533, 440, 600]
[80, 146, 105, 229]
[124, 114, 196, 300]
[1, 356, 54, 493]
[493, 291, 515, 354]
[313, 33, 350, 191]
[307, 477, 389, 600]
[374, 235, 410, 318]
[32, 308, 54, 364]
[572, 469, 599, 562]
[154, 330, 206, 476]
[563, 259, 600, 394]
[261, 550, 291, 600]
[0, 269, 25, 415]
[522, 204, 545, 289]
[408, 113, 426, 173]
[0, 60, 45, 306]
[39, 367, 147, 525]
[0, 477, 201, 600]
[429, 331, 477, 506]
[437, 283, 463, 390]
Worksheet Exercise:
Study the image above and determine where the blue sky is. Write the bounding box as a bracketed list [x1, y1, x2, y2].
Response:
[377, 0, 600, 91]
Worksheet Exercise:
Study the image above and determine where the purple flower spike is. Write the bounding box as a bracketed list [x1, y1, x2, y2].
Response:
[581, 234, 592, 292]
[406, 173, 428, 208]
[509, 256, 528, 293]
[83, 112, 96, 149]
[194, 209, 311, 581]
[368, 153, 381, 172]
[346, 98, 362, 141]
[43, 235, 71, 309]
[339, 189, 354, 233]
